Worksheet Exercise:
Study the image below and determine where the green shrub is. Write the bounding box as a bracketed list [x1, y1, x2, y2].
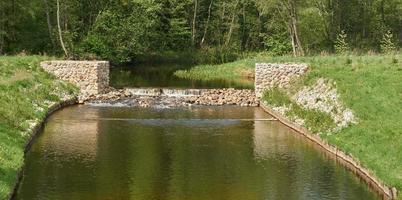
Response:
[261, 33, 292, 56]
[380, 30, 397, 55]
[334, 30, 350, 54]
[262, 87, 292, 106]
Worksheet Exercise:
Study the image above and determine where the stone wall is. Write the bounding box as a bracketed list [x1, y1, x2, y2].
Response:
[255, 63, 308, 97]
[41, 61, 109, 96]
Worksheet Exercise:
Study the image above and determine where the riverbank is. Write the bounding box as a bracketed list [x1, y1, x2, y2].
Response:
[0, 56, 78, 199]
[176, 54, 402, 199]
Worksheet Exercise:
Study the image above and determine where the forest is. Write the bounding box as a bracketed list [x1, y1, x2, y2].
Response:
[0, 0, 401, 62]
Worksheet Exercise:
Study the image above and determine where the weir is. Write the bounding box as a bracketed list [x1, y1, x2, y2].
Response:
[51, 118, 279, 122]
[125, 88, 206, 97]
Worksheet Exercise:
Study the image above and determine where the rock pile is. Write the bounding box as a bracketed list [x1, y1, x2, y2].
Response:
[82, 87, 259, 108]
[186, 88, 259, 107]
[292, 78, 357, 130]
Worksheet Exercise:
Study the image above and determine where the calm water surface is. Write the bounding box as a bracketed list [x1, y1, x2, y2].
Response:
[16, 106, 377, 200]
[110, 63, 253, 89]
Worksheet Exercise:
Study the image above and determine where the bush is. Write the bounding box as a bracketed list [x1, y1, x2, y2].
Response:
[380, 30, 397, 54]
[195, 47, 240, 64]
[335, 30, 350, 54]
[261, 33, 292, 56]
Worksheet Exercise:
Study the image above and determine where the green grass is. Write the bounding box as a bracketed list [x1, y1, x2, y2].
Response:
[174, 59, 255, 81]
[176, 54, 402, 197]
[0, 56, 77, 199]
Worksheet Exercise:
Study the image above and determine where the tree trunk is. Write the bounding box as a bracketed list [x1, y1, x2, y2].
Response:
[200, 0, 213, 47]
[10, 0, 16, 42]
[288, 24, 297, 56]
[292, 16, 304, 56]
[218, 3, 226, 47]
[225, 0, 239, 47]
[57, 0, 68, 57]
[289, 0, 304, 56]
[192, 0, 198, 46]
[0, 1, 4, 54]
[380, 0, 385, 23]
[43, 0, 55, 49]
[241, 3, 246, 50]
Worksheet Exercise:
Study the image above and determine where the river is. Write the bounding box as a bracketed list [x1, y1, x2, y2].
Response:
[15, 105, 377, 200]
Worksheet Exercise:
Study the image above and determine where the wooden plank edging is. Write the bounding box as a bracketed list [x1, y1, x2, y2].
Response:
[260, 103, 398, 200]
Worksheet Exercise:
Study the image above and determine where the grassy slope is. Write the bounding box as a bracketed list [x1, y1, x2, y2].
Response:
[176, 54, 402, 194]
[0, 56, 77, 199]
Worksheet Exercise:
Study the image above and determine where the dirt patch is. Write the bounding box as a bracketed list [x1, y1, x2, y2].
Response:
[237, 68, 255, 79]
[0, 70, 32, 85]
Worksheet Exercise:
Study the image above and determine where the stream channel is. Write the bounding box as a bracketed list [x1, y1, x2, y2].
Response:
[14, 63, 378, 200]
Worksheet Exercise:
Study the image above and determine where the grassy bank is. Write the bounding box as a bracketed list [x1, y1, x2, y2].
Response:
[176, 54, 402, 197]
[0, 56, 77, 199]
[174, 59, 255, 82]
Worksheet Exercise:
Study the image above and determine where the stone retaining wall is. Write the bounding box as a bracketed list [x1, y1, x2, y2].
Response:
[41, 61, 110, 96]
[255, 63, 308, 97]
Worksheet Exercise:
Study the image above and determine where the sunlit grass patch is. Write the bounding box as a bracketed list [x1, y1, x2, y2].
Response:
[0, 56, 78, 199]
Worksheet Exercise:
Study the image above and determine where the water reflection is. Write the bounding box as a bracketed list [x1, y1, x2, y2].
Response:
[16, 106, 377, 200]
[41, 110, 100, 160]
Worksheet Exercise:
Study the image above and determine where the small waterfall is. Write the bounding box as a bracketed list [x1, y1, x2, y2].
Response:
[162, 89, 204, 97]
[125, 88, 204, 97]
[126, 88, 162, 96]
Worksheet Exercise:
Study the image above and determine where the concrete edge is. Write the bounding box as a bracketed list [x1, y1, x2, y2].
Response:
[260, 103, 398, 200]
[7, 97, 78, 200]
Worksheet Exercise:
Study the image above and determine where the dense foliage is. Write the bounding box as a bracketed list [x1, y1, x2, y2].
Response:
[0, 0, 401, 62]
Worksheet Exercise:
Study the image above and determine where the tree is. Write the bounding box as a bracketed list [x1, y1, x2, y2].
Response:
[43, 0, 55, 50]
[200, 0, 213, 47]
[255, 0, 305, 56]
[192, 0, 198, 46]
[1, 0, 401, 59]
[224, 0, 240, 48]
[56, 0, 68, 57]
